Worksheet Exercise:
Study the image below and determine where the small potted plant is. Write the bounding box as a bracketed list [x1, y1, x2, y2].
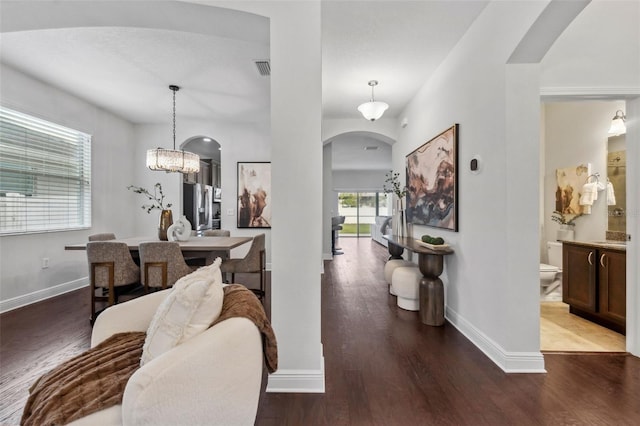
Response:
[551, 210, 583, 241]
[127, 183, 173, 240]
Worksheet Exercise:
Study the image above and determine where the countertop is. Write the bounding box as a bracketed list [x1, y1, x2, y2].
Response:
[560, 240, 626, 252]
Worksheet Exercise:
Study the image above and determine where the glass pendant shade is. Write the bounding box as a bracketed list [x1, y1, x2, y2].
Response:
[358, 101, 389, 121]
[608, 110, 626, 136]
[146, 148, 200, 173]
[358, 80, 389, 121]
[147, 85, 200, 173]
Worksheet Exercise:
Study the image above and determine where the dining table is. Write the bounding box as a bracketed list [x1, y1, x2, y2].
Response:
[64, 235, 253, 265]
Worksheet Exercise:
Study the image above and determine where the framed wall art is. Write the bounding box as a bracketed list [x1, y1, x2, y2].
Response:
[555, 163, 591, 216]
[405, 124, 459, 232]
[237, 162, 271, 228]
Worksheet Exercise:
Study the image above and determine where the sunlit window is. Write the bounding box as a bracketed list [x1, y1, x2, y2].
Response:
[0, 106, 91, 235]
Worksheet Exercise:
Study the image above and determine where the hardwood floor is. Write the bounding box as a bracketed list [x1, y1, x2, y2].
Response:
[255, 238, 640, 425]
[2, 238, 639, 425]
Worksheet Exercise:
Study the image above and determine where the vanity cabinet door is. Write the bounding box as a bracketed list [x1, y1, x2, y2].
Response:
[598, 249, 626, 326]
[562, 243, 597, 312]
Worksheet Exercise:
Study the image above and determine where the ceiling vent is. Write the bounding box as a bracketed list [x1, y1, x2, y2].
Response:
[364, 146, 379, 151]
[254, 60, 271, 76]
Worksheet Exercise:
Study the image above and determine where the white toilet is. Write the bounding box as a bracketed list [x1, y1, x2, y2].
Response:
[540, 241, 563, 296]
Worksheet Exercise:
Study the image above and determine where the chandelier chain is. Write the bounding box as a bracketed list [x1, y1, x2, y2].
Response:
[172, 88, 176, 150]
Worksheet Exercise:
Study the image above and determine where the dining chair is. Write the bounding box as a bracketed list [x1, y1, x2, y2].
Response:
[138, 242, 196, 291]
[203, 229, 231, 237]
[88, 233, 116, 241]
[220, 233, 265, 300]
[86, 241, 140, 324]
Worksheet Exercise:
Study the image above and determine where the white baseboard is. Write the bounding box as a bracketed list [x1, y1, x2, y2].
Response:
[322, 252, 333, 261]
[0, 277, 88, 314]
[266, 347, 325, 393]
[446, 306, 546, 373]
[266, 366, 325, 393]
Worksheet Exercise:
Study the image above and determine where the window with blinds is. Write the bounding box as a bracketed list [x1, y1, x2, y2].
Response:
[0, 106, 91, 235]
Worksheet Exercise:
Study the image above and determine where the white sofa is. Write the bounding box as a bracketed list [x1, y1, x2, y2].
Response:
[68, 289, 263, 426]
[371, 216, 391, 247]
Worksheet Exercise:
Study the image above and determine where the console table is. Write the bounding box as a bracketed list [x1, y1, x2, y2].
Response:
[383, 235, 454, 326]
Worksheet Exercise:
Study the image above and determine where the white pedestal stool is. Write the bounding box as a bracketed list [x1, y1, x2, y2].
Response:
[383, 259, 414, 295]
[391, 266, 421, 311]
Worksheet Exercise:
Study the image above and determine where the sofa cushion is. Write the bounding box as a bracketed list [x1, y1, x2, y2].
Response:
[141, 258, 224, 365]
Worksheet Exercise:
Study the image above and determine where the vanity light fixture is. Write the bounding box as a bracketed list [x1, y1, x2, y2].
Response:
[357, 80, 389, 121]
[608, 110, 626, 136]
[146, 85, 200, 174]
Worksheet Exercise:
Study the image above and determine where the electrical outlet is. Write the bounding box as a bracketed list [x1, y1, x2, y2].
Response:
[42, 258, 49, 269]
[227, 208, 234, 216]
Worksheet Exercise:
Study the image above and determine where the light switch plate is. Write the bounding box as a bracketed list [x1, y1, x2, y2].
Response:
[227, 208, 234, 216]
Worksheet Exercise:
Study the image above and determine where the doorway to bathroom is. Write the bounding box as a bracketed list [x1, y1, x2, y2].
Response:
[539, 100, 627, 353]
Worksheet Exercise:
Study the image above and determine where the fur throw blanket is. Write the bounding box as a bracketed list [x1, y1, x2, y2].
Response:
[214, 284, 278, 373]
[21, 285, 277, 425]
[21, 331, 145, 426]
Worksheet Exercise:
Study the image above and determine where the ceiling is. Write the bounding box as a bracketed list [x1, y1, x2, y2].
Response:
[0, 0, 488, 168]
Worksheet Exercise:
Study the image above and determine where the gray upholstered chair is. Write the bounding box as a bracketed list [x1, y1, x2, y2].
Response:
[88, 233, 116, 241]
[138, 242, 195, 291]
[86, 241, 140, 324]
[204, 229, 231, 237]
[220, 234, 265, 300]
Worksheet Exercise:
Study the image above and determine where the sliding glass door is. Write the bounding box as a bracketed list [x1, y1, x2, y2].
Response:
[337, 192, 390, 237]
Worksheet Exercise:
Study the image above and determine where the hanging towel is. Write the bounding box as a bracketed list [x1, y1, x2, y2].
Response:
[607, 181, 616, 205]
[580, 182, 597, 205]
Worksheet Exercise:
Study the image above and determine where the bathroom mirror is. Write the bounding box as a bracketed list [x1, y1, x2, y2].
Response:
[607, 135, 626, 233]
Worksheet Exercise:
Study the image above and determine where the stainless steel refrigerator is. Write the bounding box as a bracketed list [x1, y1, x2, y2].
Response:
[183, 183, 213, 233]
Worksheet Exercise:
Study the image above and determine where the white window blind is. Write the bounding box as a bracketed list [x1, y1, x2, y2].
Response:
[0, 106, 91, 235]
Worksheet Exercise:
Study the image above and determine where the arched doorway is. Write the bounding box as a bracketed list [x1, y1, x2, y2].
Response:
[181, 136, 222, 233]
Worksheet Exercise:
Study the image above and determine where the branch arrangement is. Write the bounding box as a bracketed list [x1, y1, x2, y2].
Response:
[127, 183, 172, 213]
[383, 171, 407, 199]
[551, 210, 583, 226]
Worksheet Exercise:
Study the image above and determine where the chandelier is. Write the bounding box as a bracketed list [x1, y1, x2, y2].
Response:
[357, 80, 389, 121]
[146, 85, 200, 173]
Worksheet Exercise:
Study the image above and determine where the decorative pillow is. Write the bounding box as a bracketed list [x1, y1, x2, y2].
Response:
[141, 258, 224, 365]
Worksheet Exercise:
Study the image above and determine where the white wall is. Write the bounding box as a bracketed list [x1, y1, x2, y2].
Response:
[389, 0, 640, 370]
[395, 1, 551, 371]
[542, 101, 625, 252]
[0, 64, 137, 311]
[322, 117, 398, 143]
[322, 143, 333, 259]
[332, 170, 387, 192]
[212, 0, 325, 391]
[540, 0, 640, 94]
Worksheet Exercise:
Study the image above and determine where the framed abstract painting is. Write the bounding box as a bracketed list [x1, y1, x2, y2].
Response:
[237, 162, 271, 228]
[405, 124, 459, 232]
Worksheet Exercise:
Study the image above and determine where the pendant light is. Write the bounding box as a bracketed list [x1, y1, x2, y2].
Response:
[146, 85, 200, 173]
[357, 80, 389, 121]
[607, 110, 626, 136]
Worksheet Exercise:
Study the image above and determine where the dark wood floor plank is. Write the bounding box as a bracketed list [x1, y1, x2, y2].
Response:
[2, 237, 640, 425]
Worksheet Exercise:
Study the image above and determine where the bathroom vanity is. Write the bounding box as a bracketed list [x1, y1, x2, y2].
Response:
[562, 240, 626, 334]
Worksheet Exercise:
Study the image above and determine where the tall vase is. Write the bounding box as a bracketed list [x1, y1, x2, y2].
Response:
[394, 199, 406, 238]
[159, 209, 173, 241]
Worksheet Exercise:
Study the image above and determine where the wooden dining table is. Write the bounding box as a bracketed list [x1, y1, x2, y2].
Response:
[65, 235, 253, 265]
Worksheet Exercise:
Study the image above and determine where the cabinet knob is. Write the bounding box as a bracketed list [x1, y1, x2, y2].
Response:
[600, 253, 606, 268]
[588, 251, 593, 265]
